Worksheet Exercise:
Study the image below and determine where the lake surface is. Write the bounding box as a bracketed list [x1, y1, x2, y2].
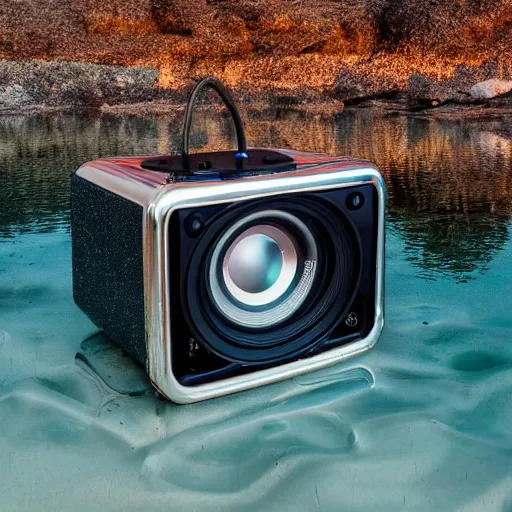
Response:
[1, 107, 512, 511]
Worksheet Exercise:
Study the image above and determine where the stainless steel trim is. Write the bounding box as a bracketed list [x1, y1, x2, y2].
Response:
[143, 164, 386, 404]
[76, 166, 159, 207]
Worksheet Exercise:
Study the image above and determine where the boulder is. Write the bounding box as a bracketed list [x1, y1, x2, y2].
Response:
[0, 60, 159, 108]
[0, 85, 33, 109]
[334, 64, 399, 101]
[407, 73, 468, 107]
[470, 79, 512, 100]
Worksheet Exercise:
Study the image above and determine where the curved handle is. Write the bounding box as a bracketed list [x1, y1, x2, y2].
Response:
[181, 77, 248, 173]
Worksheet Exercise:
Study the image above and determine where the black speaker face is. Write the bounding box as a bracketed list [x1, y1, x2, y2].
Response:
[169, 185, 379, 388]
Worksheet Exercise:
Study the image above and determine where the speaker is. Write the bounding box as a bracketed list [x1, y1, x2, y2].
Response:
[71, 78, 386, 403]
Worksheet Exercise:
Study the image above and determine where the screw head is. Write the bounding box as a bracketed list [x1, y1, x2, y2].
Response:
[345, 312, 358, 327]
[346, 192, 365, 211]
[186, 214, 205, 237]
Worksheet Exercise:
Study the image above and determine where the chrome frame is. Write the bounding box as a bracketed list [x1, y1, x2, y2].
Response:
[143, 162, 386, 404]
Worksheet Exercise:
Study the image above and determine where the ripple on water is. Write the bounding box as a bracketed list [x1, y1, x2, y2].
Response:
[141, 408, 357, 493]
[138, 366, 372, 494]
[77, 332, 152, 396]
[448, 351, 510, 373]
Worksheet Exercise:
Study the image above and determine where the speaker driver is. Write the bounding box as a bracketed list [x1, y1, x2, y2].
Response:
[208, 210, 318, 329]
[185, 196, 361, 365]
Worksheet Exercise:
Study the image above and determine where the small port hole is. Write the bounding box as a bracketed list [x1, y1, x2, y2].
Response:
[198, 161, 212, 171]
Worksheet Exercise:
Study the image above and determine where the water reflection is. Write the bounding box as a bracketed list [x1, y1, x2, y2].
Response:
[332, 112, 512, 280]
[0, 114, 160, 235]
[1, 109, 511, 280]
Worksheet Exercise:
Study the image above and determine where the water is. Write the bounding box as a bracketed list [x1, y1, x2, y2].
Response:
[1, 108, 512, 511]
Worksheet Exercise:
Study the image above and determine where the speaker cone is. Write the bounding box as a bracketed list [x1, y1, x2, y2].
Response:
[208, 210, 317, 329]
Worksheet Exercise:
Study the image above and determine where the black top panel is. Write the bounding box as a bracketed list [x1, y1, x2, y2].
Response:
[141, 149, 296, 180]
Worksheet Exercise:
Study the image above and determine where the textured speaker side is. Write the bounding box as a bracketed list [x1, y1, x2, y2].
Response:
[71, 174, 147, 365]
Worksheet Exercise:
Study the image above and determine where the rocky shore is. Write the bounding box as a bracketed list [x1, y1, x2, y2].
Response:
[1, 59, 511, 116]
[1, 0, 511, 115]
[0, 61, 169, 113]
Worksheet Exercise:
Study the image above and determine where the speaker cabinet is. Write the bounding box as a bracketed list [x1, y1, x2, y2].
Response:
[71, 148, 385, 403]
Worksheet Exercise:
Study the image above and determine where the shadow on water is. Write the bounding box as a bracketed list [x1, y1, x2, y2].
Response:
[1, 109, 512, 283]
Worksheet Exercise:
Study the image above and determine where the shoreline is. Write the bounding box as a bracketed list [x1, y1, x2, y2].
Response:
[0, 60, 511, 118]
[2, 94, 512, 120]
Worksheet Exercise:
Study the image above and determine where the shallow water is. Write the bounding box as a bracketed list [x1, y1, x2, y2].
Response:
[1, 108, 512, 511]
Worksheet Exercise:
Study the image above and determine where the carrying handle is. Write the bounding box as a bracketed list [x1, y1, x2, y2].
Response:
[181, 77, 248, 173]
